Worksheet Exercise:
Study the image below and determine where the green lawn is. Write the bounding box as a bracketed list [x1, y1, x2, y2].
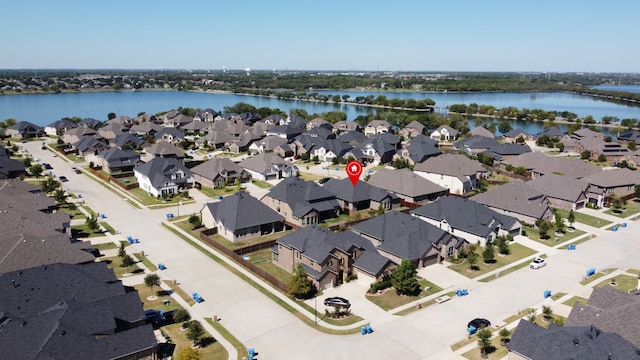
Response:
[71, 224, 107, 239]
[129, 187, 192, 206]
[247, 248, 292, 284]
[522, 225, 586, 245]
[595, 274, 638, 292]
[251, 179, 272, 189]
[448, 243, 537, 279]
[92, 242, 117, 251]
[580, 268, 617, 285]
[99, 256, 143, 278]
[550, 292, 568, 301]
[206, 318, 244, 360]
[197, 185, 241, 198]
[462, 343, 508, 360]
[365, 278, 443, 311]
[100, 221, 117, 235]
[554, 208, 612, 228]
[562, 295, 589, 307]
[297, 172, 326, 182]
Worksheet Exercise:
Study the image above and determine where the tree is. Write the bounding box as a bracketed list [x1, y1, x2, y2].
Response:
[29, 163, 43, 178]
[536, 219, 552, 239]
[597, 153, 607, 163]
[121, 254, 135, 272]
[612, 196, 623, 213]
[628, 141, 637, 151]
[482, 243, 495, 263]
[173, 309, 191, 326]
[186, 320, 205, 347]
[188, 214, 201, 229]
[107, 112, 116, 120]
[86, 215, 99, 232]
[555, 211, 565, 233]
[40, 174, 60, 194]
[580, 150, 591, 160]
[527, 309, 537, 323]
[175, 347, 201, 360]
[542, 305, 554, 322]
[477, 328, 493, 358]
[144, 273, 161, 296]
[53, 189, 68, 205]
[23, 157, 32, 167]
[568, 210, 576, 228]
[376, 204, 385, 216]
[118, 242, 126, 258]
[287, 264, 314, 299]
[498, 121, 512, 134]
[391, 259, 420, 296]
[499, 328, 511, 346]
[467, 251, 479, 271]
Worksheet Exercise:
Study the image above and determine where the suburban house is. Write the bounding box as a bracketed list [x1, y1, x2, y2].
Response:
[0, 262, 158, 360]
[200, 191, 285, 242]
[398, 120, 425, 139]
[525, 174, 590, 210]
[248, 135, 288, 154]
[193, 108, 219, 122]
[78, 118, 103, 130]
[333, 120, 362, 134]
[414, 153, 486, 195]
[410, 196, 522, 247]
[110, 132, 144, 150]
[482, 143, 532, 161]
[364, 120, 391, 136]
[5, 121, 43, 139]
[44, 118, 79, 137]
[190, 158, 250, 189]
[240, 153, 298, 181]
[581, 168, 640, 196]
[575, 136, 629, 163]
[502, 128, 532, 143]
[0, 145, 26, 179]
[367, 168, 447, 205]
[261, 177, 339, 227]
[565, 286, 640, 348]
[454, 135, 500, 155]
[351, 211, 469, 268]
[618, 130, 640, 143]
[499, 151, 602, 179]
[265, 125, 303, 140]
[155, 127, 185, 145]
[73, 136, 109, 161]
[141, 141, 185, 163]
[129, 121, 162, 137]
[62, 126, 97, 145]
[322, 178, 401, 214]
[536, 126, 564, 139]
[94, 147, 141, 174]
[273, 225, 395, 289]
[134, 157, 195, 197]
[471, 181, 555, 224]
[0, 180, 96, 274]
[312, 139, 353, 163]
[469, 126, 495, 138]
[306, 117, 332, 130]
[430, 124, 458, 141]
[392, 134, 441, 165]
[96, 122, 123, 140]
[508, 320, 639, 360]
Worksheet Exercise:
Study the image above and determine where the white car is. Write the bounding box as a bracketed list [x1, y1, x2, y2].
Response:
[530, 257, 547, 269]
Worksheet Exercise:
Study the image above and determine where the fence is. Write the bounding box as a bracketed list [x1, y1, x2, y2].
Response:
[199, 231, 288, 293]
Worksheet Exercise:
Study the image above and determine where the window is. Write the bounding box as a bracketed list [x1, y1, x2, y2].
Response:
[296, 251, 301, 259]
[447, 247, 454, 256]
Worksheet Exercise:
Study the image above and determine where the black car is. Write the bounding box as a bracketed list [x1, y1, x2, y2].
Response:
[318, 177, 331, 184]
[324, 297, 351, 308]
[72, 167, 81, 174]
[144, 309, 174, 325]
[467, 318, 491, 332]
[42, 163, 53, 170]
[59, 176, 68, 182]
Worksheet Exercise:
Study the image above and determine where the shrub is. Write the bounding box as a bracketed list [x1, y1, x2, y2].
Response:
[369, 278, 392, 293]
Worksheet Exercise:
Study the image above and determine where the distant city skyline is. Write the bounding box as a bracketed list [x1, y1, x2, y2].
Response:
[3, 1, 640, 73]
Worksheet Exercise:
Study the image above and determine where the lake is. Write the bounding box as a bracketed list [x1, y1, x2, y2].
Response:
[1, 90, 638, 136]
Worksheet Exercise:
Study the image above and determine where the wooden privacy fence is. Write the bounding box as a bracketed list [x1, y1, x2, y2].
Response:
[199, 231, 288, 293]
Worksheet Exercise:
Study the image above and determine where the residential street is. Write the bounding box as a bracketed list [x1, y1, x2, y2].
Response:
[27, 141, 640, 360]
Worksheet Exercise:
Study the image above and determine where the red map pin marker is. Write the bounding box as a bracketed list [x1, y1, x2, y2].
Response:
[346, 160, 363, 186]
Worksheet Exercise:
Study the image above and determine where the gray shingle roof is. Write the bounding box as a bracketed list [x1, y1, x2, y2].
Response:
[367, 168, 447, 198]
[509, 320, 640, 360]
[411, 196, 520, 238]
[190, 158, 243, 180]
[401, 134, 441, 163]
[454, 135, 499, 150]
[203, 191, 283, 231]
[582, 168, 640, 188]
[501, 151, 602, 178]
[414, 153, 485, 182]
[471, 181, 553, 220]
[265, 177, 338, 217]
[322, 178, 399, 203]
[351, 212, 466, 261]
[566, 286, 640, 347]
[526, 174, 589, 202]
[143, 141, 184, 157]
[135, 157, 192, 189]
[0, 262, 157, 360]
[240, 153, 294, 174]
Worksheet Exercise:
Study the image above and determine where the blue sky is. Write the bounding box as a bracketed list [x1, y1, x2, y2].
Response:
[3, 0, 639, 72]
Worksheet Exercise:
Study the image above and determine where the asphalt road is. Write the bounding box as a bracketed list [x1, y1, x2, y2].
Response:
[23, 140, 640, 360]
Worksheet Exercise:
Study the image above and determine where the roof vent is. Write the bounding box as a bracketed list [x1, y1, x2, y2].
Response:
[572, 338, 579, 346]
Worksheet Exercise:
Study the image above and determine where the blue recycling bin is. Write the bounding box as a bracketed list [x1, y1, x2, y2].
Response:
[467, 325, 477, 335]
[587, 268, 596, 277]
[158, 263, 166, 270]
[544, 290, 552, 298]
[166, 213, 174, 219]
[568, 244, 576, 250]
[613, 226, 618, 232]
[361, 327, 367, 335]
[366, 325, 373, 334]
[622, 222, 627, 228]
